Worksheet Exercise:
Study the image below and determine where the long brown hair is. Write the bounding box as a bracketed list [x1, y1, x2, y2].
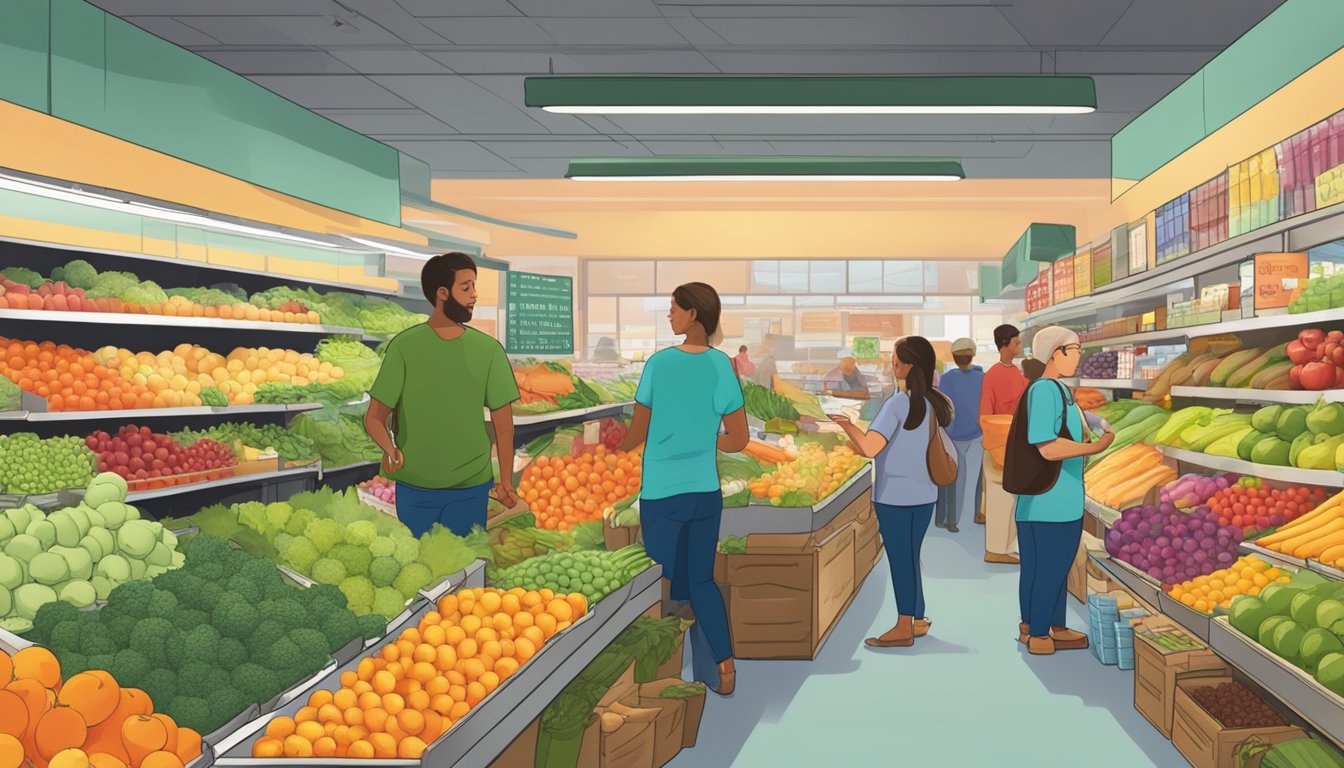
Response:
[895, 336, 953, 431]
[672, 282, 723, 344]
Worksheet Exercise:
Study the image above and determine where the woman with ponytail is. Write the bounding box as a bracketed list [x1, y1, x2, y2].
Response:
[622, 282, 749, 694]
[830, 336, 953, 648]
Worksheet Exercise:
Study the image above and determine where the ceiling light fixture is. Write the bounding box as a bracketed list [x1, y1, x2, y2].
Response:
[566, 157, 964, 182]
[526, 76, 1096, 116]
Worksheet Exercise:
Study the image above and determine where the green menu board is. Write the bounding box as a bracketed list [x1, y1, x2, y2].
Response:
[505, 271, 574, 355]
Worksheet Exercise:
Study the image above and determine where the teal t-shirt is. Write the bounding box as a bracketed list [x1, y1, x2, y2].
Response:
[635, 348, 745, 501]
[1015, 379, 1085, 524]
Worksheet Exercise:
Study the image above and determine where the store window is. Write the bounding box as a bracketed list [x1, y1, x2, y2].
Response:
[848, 261, 883, 293]
[587, 260, 653, 295]
[810, 261, 846, 293]
[655, 260, 749, 294]
[618, 296, 659, 359]
[585, 297, 618, 357]
[884, 261, 924, 292]
[925, 262, 977, 294]
[750, 261, 779, 293]
[779, 261, 809, 293]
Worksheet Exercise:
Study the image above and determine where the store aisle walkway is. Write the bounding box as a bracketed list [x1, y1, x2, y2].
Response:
[668, 524, 1186, 768]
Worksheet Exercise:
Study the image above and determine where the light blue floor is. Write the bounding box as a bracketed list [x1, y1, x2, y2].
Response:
[669, 522, 1188, 768]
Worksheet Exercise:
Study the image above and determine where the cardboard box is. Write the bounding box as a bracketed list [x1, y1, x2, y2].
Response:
[577, 714, 601, 768]
[723, 524, 856, 659]
[598, 660, 638, 708]
[1171, 677, 1303, 768]
[636, 680, 689, 767]
[489, 717, 538, 768]
[654, 634, 684, 681]
[1133, 633, 1228, 739]
[600, 713, 656, 768]
[604, 524, 641, 552]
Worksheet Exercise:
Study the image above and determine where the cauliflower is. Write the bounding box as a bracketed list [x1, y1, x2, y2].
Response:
[328, 543, 372, 577]
[368, 536, 396, 559]
[63, 259, 98, 290]
[121, 281, 168, 306]
[304, 519, 344, 555]
[368, 556, 399, 588]
[309, 557, 347, 586]
[282, 537, 320, 573]
[392, 562, 433, 600]
[391, 534, 419, 566]
[344, 521, 377, 547]
[371, 587, 406, 620]
[265, 502, 294, 533]
[284, 508, 316, 537]
[338, 576, 375, 609]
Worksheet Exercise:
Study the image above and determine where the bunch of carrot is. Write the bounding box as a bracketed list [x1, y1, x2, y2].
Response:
[1254, 489, 1344, 565]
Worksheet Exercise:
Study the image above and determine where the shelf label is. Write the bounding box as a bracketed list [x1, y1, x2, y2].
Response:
[1253, 252, 1309, 310]
[505, 271, 574, 355]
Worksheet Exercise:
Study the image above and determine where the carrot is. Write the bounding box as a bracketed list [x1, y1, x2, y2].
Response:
[1257, 498, 1342, 546]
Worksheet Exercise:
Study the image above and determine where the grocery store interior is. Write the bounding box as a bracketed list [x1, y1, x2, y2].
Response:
[2, 0, 1344, 766]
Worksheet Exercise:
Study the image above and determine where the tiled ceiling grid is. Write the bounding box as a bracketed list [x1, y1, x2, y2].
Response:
[91, 0, 1285, 179]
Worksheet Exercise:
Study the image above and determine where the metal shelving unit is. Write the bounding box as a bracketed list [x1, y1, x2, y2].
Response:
[0, 307, 377, 340]
[1158, 445, 1344, 487]
[1170, 386, 1344, 405]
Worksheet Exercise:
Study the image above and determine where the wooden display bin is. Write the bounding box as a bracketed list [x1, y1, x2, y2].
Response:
[1134, 630, 1227, 739]
[1172, 677, 1303, 768]
[718, 523, 857, 659]
[851, 497, 882, 582]
[488, 716, 538, 768]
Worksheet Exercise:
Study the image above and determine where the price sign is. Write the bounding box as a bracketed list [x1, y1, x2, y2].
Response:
[505, 272, 574, 355]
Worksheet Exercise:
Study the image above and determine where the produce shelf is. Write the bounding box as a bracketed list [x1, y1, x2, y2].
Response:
[21, 403, 324, 422]
[1157, 446, 1344, 487]
[718, 467, 872, 538]
[123, 465, 320, 502]
[319, 460, 379, 475]
[1078, 378, 1150, 390]
[1155, 591, 1214, 642]
[1083, 496, 1122, 527]
[1170, 386, 1344, 405]
[506, 401, 635, 427]
[1208, 616, 1344, 750]
[1089, 552, 1162, 608]
[213, 564, 664, 768]
[1239, 541, 1344, 583]
[0, 307, 378, 340]
[1081, 329, 1190, 349]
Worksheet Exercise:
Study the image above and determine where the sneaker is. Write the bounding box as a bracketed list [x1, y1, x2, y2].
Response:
[1050, 627, 1089, 650]
[984, 553, 1021, 564]
[1028, 636, 1056, 655]
[947, 525, 959, 533]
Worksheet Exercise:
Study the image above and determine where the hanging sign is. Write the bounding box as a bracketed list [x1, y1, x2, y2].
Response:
[1253, 253, 1309, 310]
[505, 271, 574, 355]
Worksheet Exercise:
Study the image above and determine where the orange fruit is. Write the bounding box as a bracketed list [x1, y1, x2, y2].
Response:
[282, 736, 312, 758]
[251, 738, 283, 759]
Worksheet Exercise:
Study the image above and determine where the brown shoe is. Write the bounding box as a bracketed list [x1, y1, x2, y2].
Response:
[1018, 623, 1029, 644]
[1050, 627, 1089, 650]
[713, 659, 735, 696]
[914, 618, 932, 637]
[1028, 636, 1056, 655]
[866, 617, 916, 648]
[985, 553, 1021, 565]
[974, 513, 986, 524]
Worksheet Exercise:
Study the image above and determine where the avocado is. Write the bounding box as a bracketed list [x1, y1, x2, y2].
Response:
[1251, 436, 1292, 467]
[1276, 406, 1310, 442]
[1252, 405, 1285, 434]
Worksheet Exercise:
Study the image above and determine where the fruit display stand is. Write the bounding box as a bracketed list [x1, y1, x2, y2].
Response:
[1170, 676, 1305, 768]
[1171, 387, 1344, 405]
[1090, 552, 1164, 609]
[1133, 625, 1229, 739]
[1207, 616, 1344, 751]
[212, 564, 664, 768]
[1156, 591, 1217, 643]
[0, 306, 379, 341]
[1085, 496, 1123, 527]
[508, 402, 635, 431]
[1157, 446, 1344, 488]
[717, 467, 872, 538]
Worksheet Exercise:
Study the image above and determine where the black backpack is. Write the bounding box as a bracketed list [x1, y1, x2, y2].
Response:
[1002, 379, 1073, 496]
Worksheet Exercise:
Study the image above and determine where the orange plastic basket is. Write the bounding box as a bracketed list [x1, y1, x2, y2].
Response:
[980, 415, 1013, 470]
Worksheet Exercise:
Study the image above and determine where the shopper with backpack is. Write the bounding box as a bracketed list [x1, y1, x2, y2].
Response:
[1003, 326, 1114, 656]
[829, 336, 956, 648]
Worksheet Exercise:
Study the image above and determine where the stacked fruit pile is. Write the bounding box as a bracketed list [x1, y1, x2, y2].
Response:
[1084, 444, 1177, 510]
[0, 434, 96, 495]
[1227, 570, 1344, 695]
[250, 586, 584, 759]
[87, 426, 236, 489]
[747, 443, 868, 507]
[1290, 272, 1344, 314]
[1167, 555, 1291, 613]
[1251, 489, 1344, 567]
[1144, 341, 1292, 399]
[0, 646, 204, 768]
[1204, 477, 1330, 538]
[359, 477, 395, 506]
[516, 449, 642, 532]
[1104, 502, 1243, 584]
[1080, 351, 1118, 379]
[1233, 402, 1344, 470]
[1286, 328, 1344, 391]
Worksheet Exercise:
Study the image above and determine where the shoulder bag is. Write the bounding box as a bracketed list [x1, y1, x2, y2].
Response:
[1002, 379, 1074, 495]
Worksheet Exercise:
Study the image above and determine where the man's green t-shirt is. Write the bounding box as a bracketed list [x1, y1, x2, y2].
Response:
[368, 324, 520, 490]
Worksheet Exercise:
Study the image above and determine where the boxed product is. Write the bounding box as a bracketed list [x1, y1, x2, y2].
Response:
[1171, 677, 1303, 768]
[635, 681, 690, 767]
[598, 709, 656, 768]
[719, 522, 857, 659]
[1133, 625, 1226, 739]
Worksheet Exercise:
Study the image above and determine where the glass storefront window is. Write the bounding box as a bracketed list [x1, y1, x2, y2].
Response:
[751, 261, 779, 293]
[884, 261, 924, 292]
[779, 261, 809, 293]
[848, 261, 883, 292]
[810, 261, 846, 293]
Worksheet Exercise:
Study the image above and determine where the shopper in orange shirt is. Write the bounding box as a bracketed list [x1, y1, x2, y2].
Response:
[979, 324, 1026, 564]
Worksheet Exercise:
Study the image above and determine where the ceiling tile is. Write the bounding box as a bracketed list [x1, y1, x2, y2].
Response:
[702, 49, 1042, 74]
[700, 8, 1028, 46]
[90, 0, 338, 15]
[396, 0, 522, 17]
[120, 16, 220, 46]
[418, 18, 555, 45]
[179, 16, 403, 46]
[482, 139, 648, 158]
[536, 19, 686, 46]
[997, 0, 1128, 46]
[508, 0, 663, 18]
[1055, 50, 1221, 76]
[339, 0, 450, 45]
[388, 141, 521, 172]
[316, 109, 454, 135]
[561, 50, 720, 73]
[1102, 0, 1279, 46]
[172, 17, 297, 45]
[373, 75, 550, 134]
[251, 75, 413, 109]
[196, 49, 356, 75]
[465, 76, 599, 133]
[329, 49, 450, 73]
[426, 51, 568, 74]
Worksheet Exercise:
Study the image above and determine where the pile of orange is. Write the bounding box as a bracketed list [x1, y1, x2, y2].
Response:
[0, 647, 201, 768]
[157, 296, 320, 324]
[1167, 556, 1291, 613]
[252, 587, 584, 760]
[1, 338, 146, 412]
[517, 448, 642, 531]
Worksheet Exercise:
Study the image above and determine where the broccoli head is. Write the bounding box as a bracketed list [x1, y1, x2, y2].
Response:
[368, 536, 396, 559]
[284, 508, 316, 538]
[166, 696, 212, 733]
[104, 579, 156, 620]
[146, 589, 179, 620]
[368, 556, 399, 588]
[287, 628, 331, 666]
[281, 538, 320, 573]
[338, 576, 375, 610]
[303, 519, 344, 555]
[212, 594, 259, 639]
[193, 582, 226, 613]
[356, 613, 387, 641]
[140, 667, 178, 707]
[392, 562, 433, 600]
[319, 610, 360, 652]
[232, 662, 285, 704]
[109, 649, 151, 687]
[182, 624, 221, 666]
[58, 652, 89, 677]
[261, 637, 303, 673]
[152, 570, 204, 602]
[184, 533, 233, 566]
[129, 617, 175, 660]
[248, 620, 288, 654]
[48, 619, 87, 654]
[173, 609, 209, 632]
[30, 599, 81, 644]
[88, 654, 115, 674]
[63, 259, 99, 290]
[206, 687, 249, 730]
[225, 574, 263, 605]
[80, 631, 120, 657]
[309, 558, 346, 586]
[216, 638, 247, 672]
[306, 584, 349, 615]
[103, 614, 139, 646]
[391, 535, 419, 566]
[257, 598, 307, 627]
[178, 662, 230, 694]
[328, 544, 372, 577]
[264, 502, 294, 533]
[344, 521, 377, 547]
[371, 587, 406, 621]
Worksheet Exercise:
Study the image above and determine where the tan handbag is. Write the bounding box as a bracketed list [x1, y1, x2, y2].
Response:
[926, 401, 958, 487]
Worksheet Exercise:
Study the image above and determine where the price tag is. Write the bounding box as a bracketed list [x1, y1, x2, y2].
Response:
[583, 420, 601, 446]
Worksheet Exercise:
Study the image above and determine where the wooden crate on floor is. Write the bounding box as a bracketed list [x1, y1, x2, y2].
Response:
[1133, 630, 1227, 739]
[1171, 677, 1303, 768]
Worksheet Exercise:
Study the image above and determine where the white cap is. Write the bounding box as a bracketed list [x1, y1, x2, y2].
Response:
[1031, 326, 1081, 364]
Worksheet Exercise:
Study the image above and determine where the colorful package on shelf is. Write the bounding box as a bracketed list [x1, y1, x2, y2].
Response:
[1189, 172, 1230, 253]
[1126, 219, 1149, 277]
[1092, 241, 1113, 289]
[1155, 193, 1191, 264]
[1052, 257, 1074, 303]
[1073, 250, 1092, 297]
